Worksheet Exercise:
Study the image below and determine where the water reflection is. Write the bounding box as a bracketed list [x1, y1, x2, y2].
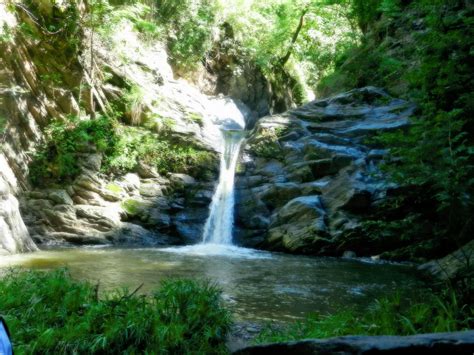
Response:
[0, 247, 424, 322]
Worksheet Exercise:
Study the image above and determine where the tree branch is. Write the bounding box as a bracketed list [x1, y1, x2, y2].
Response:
[279, 7, 309, 67]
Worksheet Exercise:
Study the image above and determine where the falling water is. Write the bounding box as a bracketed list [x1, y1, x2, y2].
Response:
[201, 130, 244, 244]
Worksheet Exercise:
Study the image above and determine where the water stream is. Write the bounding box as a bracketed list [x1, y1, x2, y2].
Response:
[202, 130, 244, 245]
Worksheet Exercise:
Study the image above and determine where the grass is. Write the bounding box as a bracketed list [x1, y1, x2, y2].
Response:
[256, 291, 473, 344]
[0, 269, 232, 354]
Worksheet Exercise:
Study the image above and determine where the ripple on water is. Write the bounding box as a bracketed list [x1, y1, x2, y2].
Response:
[0, 247, 425, 322]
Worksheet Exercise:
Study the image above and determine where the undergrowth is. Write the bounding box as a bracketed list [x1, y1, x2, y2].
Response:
[29, 116, 217, 186]
[0, 268, 231, 354]
[256, 290, 473, 344]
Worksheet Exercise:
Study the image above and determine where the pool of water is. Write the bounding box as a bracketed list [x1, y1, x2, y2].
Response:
[0, 245, 424, 322]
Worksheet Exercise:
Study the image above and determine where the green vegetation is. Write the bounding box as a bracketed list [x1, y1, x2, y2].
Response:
[105, 182, 123, 194]
[0, 269, 231, 354]
[29, 115, 118, 186]
[158, 0, 218, 72]
[318, 0, 474, 261]
[0, 115, 6, 134]
[121, 198, 143, 216]
[29, 116, 217, 186]
[249, 127, 286, 160]
[257, 290, 473, 344]
[15, 0, 82, 55]
[123, 84, 146, 125]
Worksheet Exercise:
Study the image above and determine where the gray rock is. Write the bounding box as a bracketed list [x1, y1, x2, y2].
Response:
[234, 330, 474, 354]
[108, 223, 161, 246]
[267, 196, 329, 252]
[48, 189, 73, 206]
[139, 182, 163, 198]
[343, 250, 357, 259]
[119, 173, 141, 192]
[136, 162, 160, 179]
[147, 208, 171, 229]
[80, 153, 102, 171]
[237, 87, 414, 254]
[0, 170, 38, 254]
[169, 173, 196, 187]
[257, 183, 302, 210]
[419, 240, 474, 280]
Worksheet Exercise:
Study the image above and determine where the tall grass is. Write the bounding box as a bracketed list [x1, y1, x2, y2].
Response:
[0, 269, 232, 354]
[256, 290, 473, 344]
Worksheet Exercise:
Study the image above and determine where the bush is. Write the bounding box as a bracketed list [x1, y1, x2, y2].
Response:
[29, 117, 218, 186]
[0, 269, 232, 354]
[29, 116, 118, 186]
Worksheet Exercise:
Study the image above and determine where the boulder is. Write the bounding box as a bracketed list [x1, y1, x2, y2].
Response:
[266, 196, 329, 252]
[169, 173, 196, 188]
[419, 240, 474, 280]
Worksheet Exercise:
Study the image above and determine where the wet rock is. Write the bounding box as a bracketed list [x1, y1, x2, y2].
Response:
[173, 208, 208, 243]
[107, 223, 161, 246]
[267, 196, 329, 252]
[147, 208, 171, 229]
[343, 250, 357, 259]
[236, 87, 414, 255]
[257, 183, 302, 210]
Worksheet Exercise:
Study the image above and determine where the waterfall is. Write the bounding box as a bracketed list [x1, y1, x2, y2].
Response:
[201, 130, 244, 245]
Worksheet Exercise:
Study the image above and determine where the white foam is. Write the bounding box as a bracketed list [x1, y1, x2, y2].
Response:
[160, 244, 273, 259]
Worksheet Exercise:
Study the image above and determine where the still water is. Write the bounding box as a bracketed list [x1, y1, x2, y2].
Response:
[0, 245, 423, 322]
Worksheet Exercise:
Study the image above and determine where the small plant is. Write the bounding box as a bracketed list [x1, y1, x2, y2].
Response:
[123, 84, 146, 126]
[29, 115, 118, 186]
[186, 112, 204, 127]
[249, 127, 283, 160]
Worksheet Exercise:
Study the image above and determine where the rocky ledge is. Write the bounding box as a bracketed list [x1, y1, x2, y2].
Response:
[234, 330, 474, 354]
[236, 86, 416, 257]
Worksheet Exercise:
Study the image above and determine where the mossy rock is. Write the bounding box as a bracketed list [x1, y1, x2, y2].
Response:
[106, 183, 124, 194]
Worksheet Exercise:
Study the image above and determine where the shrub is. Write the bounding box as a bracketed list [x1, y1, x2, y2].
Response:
[29, 117, 218, 186]
[29, 116, 118, 186]
[0, 268, 232, 354]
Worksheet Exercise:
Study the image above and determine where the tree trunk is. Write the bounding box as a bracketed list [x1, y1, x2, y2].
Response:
[279, 8, 309, 67]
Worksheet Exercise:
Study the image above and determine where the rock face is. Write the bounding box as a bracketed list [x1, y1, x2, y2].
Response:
[419, 239, 474, 281]
[0, 2, 247, 251]
[236, 87, 416, 255]
[0, 156, 37, 255]
[234, 331, 474, 354]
